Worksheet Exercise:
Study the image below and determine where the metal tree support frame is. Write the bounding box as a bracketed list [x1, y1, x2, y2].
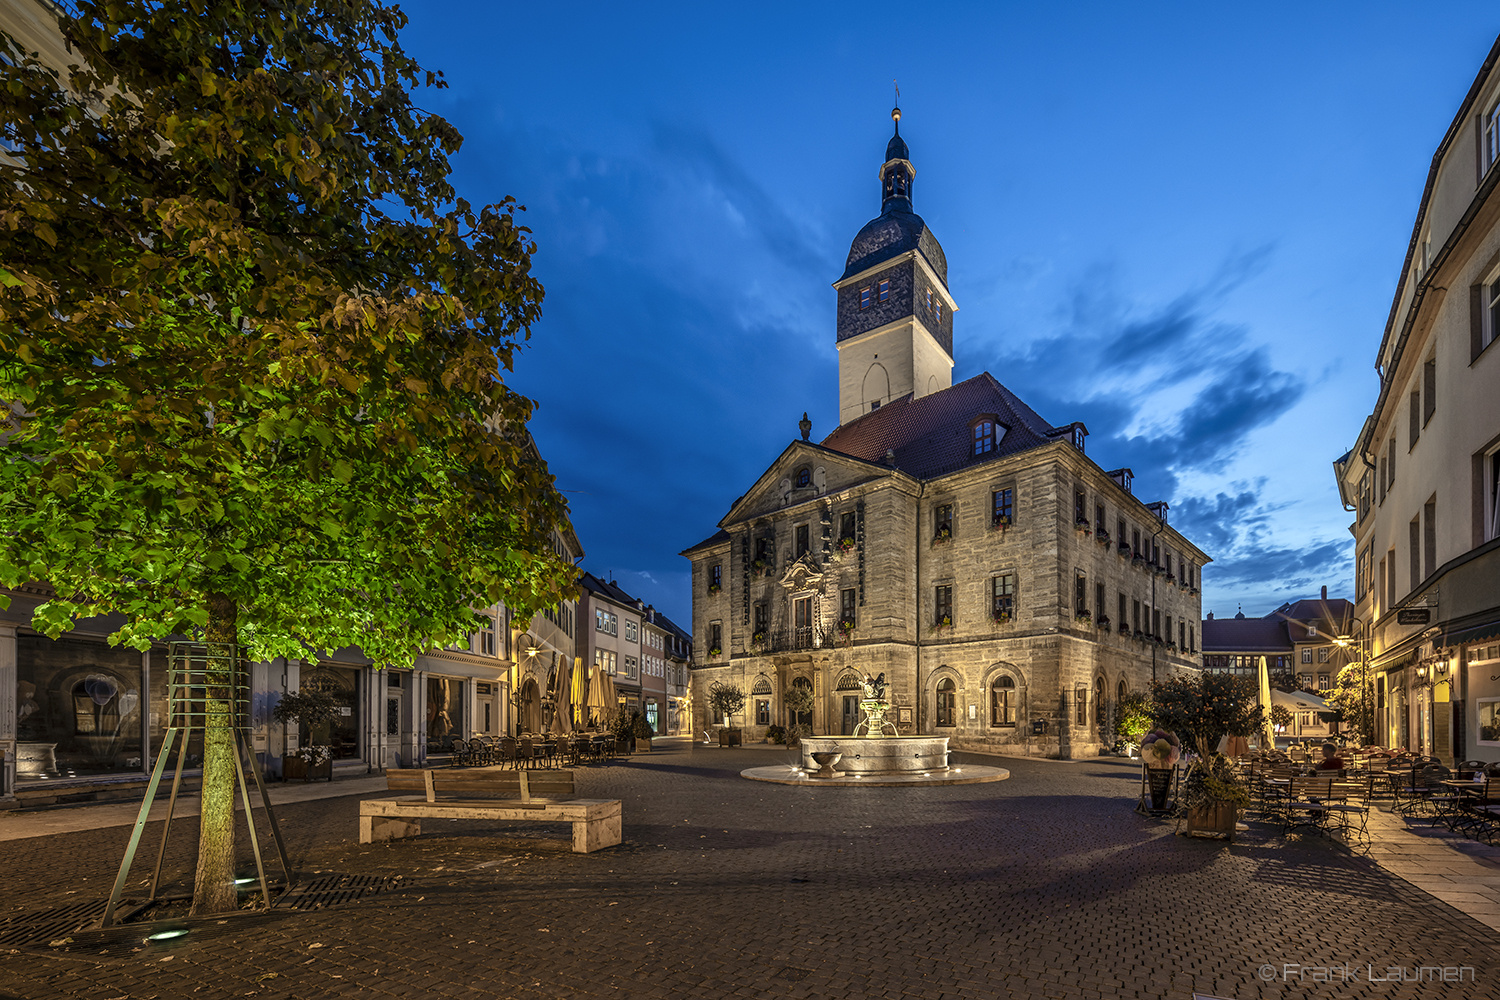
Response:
[99, 642, 292, 927]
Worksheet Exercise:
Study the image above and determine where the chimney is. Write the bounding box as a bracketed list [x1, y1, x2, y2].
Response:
[1321, 585, 1328, 601]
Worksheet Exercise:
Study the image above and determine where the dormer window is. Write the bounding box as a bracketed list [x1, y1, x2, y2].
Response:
[1072, 426, 1085, 452]
[878, 279, 890, 302]
[973, 419, 995, 456]
[795, 466, 811, 488]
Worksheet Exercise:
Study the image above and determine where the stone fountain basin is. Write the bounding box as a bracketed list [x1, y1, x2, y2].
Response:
[799, 736, 949, 774]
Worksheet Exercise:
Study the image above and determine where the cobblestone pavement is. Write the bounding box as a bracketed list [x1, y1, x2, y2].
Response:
[2, 746, 1498, 999]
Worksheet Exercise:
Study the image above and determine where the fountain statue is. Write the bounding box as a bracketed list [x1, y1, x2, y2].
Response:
[853, 672, 897, 738]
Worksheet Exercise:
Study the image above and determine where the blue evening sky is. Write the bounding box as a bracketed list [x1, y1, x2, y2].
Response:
[399, 2, 1498, 627]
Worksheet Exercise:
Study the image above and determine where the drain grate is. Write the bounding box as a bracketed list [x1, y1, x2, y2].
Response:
[0, 899, 121, 946]
[275, 873, 402, 911]
[777, 967, 813, 982]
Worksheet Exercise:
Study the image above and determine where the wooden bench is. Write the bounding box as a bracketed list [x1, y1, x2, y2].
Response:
[359, 767, 621, 853]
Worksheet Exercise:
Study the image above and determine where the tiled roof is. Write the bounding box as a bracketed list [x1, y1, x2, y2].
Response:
[579, 572, 641, 609]
[1274, 598, 1356, 632]
[1201, 617, 1292, 654]
[680, 528, 730, 556]
[819, 372, 1063, 480]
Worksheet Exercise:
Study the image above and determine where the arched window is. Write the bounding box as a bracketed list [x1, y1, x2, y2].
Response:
[990, 676, 1015, 727]
[936, 678, 956, 728]
[1095, 676, 1106, 729]
[751, 674, 772, 696]
[835, 670, 863, 691]
[973, 420, 995, 457]
[1118, 678, 1128, 703]
[795, 467, 811, 488]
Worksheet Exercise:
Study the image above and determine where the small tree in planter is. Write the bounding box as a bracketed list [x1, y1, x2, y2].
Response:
[1150, 672, 1263, 757]
[1115, 692, 1153, 753]
[708, 682, 746, 729]
[782, 683, 816, 736]
[631, 711, 655, 751]
[271, 689, 341, 780]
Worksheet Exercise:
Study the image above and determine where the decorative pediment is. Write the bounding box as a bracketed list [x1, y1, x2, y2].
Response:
[779, 554, 825, 592]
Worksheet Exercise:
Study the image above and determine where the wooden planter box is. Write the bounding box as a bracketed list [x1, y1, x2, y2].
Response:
[1184, 801, 1240, 840]
[636, 737, 651, 752]
[283, 756, 333, 782]
[718, 728, 742, 747]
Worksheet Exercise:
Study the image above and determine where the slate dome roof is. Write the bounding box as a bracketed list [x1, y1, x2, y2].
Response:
[841, 209, 948, 286]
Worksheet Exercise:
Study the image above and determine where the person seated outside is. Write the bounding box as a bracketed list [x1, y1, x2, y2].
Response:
[1315, 743, 1345, 771]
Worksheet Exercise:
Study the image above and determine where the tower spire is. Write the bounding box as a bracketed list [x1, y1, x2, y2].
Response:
[881, 102, 913, 214]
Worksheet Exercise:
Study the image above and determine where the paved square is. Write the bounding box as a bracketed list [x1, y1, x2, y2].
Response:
[2, 745, 1497, 999]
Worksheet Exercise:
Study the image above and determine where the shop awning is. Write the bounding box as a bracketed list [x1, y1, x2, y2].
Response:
[1443, 618, 1500, 649]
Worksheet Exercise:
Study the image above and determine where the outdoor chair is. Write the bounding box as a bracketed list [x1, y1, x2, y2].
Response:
[448, 737, 472, 767]
[1456, 760, 1489, 779]
[468, 737, 491, 767]
[516, 737, 537, 769]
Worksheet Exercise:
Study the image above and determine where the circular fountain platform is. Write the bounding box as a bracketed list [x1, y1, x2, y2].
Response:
[741, 735, 1009, 787]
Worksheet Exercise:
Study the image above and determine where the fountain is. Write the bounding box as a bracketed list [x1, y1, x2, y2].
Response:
[741, 672, 1009, 787]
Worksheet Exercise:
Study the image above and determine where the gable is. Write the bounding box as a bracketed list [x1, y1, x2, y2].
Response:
[721, 442, 898, 526]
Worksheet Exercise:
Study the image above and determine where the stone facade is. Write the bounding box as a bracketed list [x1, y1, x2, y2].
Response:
[683, 110, 1210, 758]
[685, 438, 1207, 758]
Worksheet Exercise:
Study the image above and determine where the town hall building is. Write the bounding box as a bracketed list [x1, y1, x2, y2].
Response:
[683, 108, 1210, 757]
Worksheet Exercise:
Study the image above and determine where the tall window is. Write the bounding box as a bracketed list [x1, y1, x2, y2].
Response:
[1074, 572, 1087, 614]
[478, 616, 496, 655]
[990, 676, 1015, 726]
[839, 510, 856, 542]
[1486, 99, 1500, 175]
[859, 286, 871, 309]
[1117, 518, 1127, 548]
[1095, 582, 1105, 620]
[1302, 648, 1313, 664]
[992, 487, 1013, 526]
[1074, 685, 1088, 726]
[595, 648, 617, 675]
[1094, 502, 1105, 534]
[1164, 614, 1173, 643]
[934, 504, 953, 541]
[1179, 621, 1186, 650]
[1073, 488, 1086, 524]
[840, 588, 856, 627]
[877, 278, 890, 302]
[973, 420, 995, 456]
[1118, 592, 1127, 627]
[1132, 528, 1141, 556]
[793, 597, 813, 646]
[1424, 496, 1436, 581]
[1485, 274, 1500, 353]
[1318, 647, 1330, 663]
[1388, 437, 1396, 490]
[795, 524, 810, 557]
[1487, 445, 1500, 542]
[1132, 599, 1141, 633]
[935, 585, 953, 626]
[992, 574, 1016, 621]
[1357, 545, 1372, 598]
[1189, 626, 1195, 653]
[624, 621, 638, 642]
[1423, 356, 1436, 425]
[1410, 515, 1421, 592]
[710, 622, 722, 654]
[709, 564, 722, 592]
[753, 602, 767, 635]
[936, 679, 956, 728]
[1410, 390, 1421, 450]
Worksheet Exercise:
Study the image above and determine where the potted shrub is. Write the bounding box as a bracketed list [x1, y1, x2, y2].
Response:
[271, 688, 340, 780]
[708, 681, 746, 745]
[610, 710, 637, 754]
[765, 724, 787, 745]
[1179, 753, 1250, 840]
[631, 711, 655, 752]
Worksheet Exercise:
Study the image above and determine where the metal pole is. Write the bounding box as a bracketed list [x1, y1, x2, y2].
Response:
[101, 727, 177, 928]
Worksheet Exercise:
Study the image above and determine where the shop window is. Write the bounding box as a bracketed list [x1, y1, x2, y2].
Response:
[936, 678, 956, 728]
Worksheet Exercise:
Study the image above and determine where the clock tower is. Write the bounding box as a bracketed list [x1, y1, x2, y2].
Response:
[832, 106, 956, 426]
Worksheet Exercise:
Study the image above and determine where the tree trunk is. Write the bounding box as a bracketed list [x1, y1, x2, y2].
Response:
[191, 591, 239, 916]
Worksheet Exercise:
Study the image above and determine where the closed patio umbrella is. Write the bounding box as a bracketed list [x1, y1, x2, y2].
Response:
[551, 653, 573, 736]
[586, 663, 609, 727]
[600, 671, 618, 725]
[1272, 688, 1330, 712]
[570, 656, 587, 728]
[1258, 655, 1277, 750]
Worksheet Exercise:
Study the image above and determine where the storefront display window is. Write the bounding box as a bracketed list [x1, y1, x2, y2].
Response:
[427, 676, 464, 752]
[301, 664, 361, 760]
[15, 636, 161, 781]
[1478, 698, 1500, 745]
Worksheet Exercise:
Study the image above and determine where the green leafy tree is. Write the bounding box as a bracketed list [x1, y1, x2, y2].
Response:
[708, 682, 745, 726]
[0, 1, 575, 914]
[1269, 705, 1293, 732]
[1115, 692, 1153, 744]
[1327, 662, 1371, 743]
[783, 683, 815, 733]
[1150, 673, 1264, 756]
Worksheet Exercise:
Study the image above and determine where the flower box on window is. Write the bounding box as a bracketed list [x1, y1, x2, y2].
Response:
[932, 526, 952, 544]
[1075, 609, 1092, 625]
[992, 514, 1013, 531]
[838, 536, 857, 554]
[992, 608, 1013, 625]
[1131, 553, 1145, 566]
[750, 631, 767, 650]
[707, 583, 721, 595]
[931, 615, 953, 633]
[1098, 615, 1111, 630]
[1074, 518, 1091, 534]
[1119, 622, 1130, 635]
[1095, 529, 1111, 545]
[1167, 642, 1178, 653]
[1133, 629, 1145, 641]
[707, 645, 722, 658]
[752, 559, 774, 577]
[1117, 541, 1131, 556]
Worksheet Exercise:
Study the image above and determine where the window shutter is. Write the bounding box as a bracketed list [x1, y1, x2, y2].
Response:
[1423, 357, 1436, 424]
[1410, 391, 1420, 448]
